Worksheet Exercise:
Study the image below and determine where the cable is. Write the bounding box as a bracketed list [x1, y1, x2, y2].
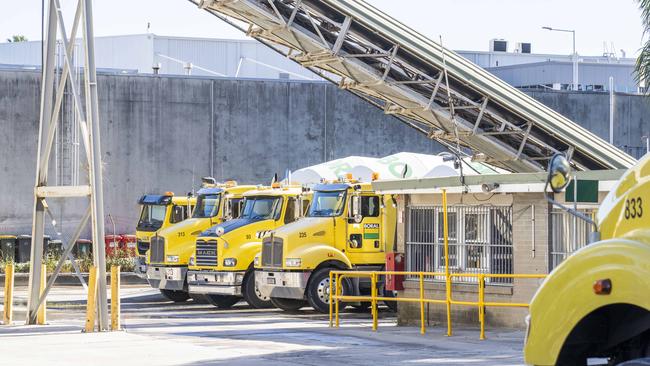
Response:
[439, 35, 469, 193]
[471, 193, 496, 202]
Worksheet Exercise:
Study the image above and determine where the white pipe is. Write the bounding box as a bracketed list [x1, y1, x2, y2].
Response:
[609, 76, 615, 145]
[155, 53, 226, 77]
[239, 57, 313, 80]
[235, 57, 244, 77]
[531, 204, 535, 258]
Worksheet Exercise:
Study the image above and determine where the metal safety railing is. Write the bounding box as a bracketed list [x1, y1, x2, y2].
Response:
[328, 189, 545, 340]
[328, 270, 546, 340]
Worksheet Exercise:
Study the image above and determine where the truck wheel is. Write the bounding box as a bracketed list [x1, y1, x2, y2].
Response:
[307, 267, 351, 314]
[270, 297, 306, 312]
[160, 289, 190, 302]
[242, 271, 272, 309]
[206, 295, 240, 309]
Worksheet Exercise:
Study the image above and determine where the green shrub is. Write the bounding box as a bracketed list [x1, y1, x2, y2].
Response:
[0, 250, 136, 274]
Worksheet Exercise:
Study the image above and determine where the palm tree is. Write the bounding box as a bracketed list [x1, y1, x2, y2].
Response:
[636, 0, 650, 90]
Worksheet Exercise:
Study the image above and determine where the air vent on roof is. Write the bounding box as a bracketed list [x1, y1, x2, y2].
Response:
[515, 42, 532, 54]
[490, 39, 508, 52]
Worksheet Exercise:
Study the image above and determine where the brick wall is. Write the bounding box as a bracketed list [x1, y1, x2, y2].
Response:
[397, 192, 551, 330]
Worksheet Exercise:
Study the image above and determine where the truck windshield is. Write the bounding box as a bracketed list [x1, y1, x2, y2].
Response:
[137, 204, 167, 230]
[308, 190, 347, 217]
[192, 194, 222, 218]
[240, 197, 282, 220]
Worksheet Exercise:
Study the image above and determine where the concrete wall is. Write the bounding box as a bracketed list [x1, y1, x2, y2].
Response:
[1, 70, 648, 239]
[523, 90, 650, 158]
[0, 70, 441, 236]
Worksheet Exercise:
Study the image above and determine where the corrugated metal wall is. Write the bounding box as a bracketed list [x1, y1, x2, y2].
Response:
[487, 61, 637, 93]
[0, 34, 318, 80]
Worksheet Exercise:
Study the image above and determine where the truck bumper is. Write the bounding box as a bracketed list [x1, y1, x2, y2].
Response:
[146, 265, 186, 291]
[134, 257, 148, 279]
[255, 270, 310, 300]
[187, 270, 245, 296]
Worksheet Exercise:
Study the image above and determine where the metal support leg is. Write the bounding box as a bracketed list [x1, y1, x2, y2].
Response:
[27, 0, 108, 329]
[26, 0, 57, 324]
[82, 0, 109, 331]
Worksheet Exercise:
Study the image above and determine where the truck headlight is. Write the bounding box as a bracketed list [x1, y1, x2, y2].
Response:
[285, 258, 301, 267]
[188, 256, 195, 266]
[254, 256, 260, 267]
[166, 255, 179, 263]
[223, 258, 237, 267]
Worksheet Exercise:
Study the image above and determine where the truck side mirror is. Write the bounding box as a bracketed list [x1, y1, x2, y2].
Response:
[351, 195, 362, 223]
[224, 199, 232, 220]
[547, 154, 572, 193]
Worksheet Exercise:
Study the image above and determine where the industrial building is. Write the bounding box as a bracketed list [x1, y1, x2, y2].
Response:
[0, 34, 639, 92]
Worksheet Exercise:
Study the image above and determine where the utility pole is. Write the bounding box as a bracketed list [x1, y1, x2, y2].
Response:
[26, 0, 109, 330]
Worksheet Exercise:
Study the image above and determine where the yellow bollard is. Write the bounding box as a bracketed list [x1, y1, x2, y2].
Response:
[37, 264, 46, 325]
[111, 265, 120, 331]
[85, 266, 98, 333]
[479, 274, 486, 340]
[442, 189, 452, 337]
[3, 263, 14, 325]
[328, 271, 333, 327]
[371, 273, 378, 331]
[335, 274, 340, 328]
[419, 273, 425, 335]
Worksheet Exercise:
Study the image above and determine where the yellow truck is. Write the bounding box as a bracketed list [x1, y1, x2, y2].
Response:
[146, 179, 255, 302]
[135, 193, 195, 277]
[187, 185, 311, 309]
[524, 154, 650, 365]
[255, 178, 397, 313]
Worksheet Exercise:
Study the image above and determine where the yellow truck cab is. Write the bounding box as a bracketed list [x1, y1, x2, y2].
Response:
[255, 178, 397, 313]
[524, 154, 650, 366]
[146, 179, 255, 302]
[135, 193, 195, 277]
[186, 185, 312, 309]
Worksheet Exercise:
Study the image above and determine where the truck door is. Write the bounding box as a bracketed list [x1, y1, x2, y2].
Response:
[347, 195, 382, 254]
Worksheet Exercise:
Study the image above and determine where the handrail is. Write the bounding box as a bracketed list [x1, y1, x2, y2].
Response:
[329, 270, 546, 340]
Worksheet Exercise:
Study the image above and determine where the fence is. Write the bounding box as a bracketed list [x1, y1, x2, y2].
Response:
[549, 208, 596, 270]
[330, 190, 545, 340]
[406, 205, 513, 284]
[328, 270, 546, 340]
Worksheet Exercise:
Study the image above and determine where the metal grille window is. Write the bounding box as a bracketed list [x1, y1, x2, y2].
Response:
[406, 205, 513, 284]
[549, 208, 596, 270]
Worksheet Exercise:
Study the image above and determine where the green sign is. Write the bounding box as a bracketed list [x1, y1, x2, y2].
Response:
[565, 180, 598, 203]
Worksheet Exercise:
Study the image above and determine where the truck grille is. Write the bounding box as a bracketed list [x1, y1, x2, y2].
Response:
[261, 235, 283, 267]
[195, 239, 218, 267]
[137, 240, 150, 256]
[149, 236, 165, 263]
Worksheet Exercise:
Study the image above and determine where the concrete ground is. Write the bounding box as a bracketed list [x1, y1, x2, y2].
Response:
[0, 285, 526, 365]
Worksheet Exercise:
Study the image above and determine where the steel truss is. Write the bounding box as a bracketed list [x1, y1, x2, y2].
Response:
[27, 0, 109, 329]
[192, 0, 635, 172]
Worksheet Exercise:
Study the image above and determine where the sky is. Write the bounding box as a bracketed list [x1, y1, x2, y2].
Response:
[1, 0, 646, 57]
